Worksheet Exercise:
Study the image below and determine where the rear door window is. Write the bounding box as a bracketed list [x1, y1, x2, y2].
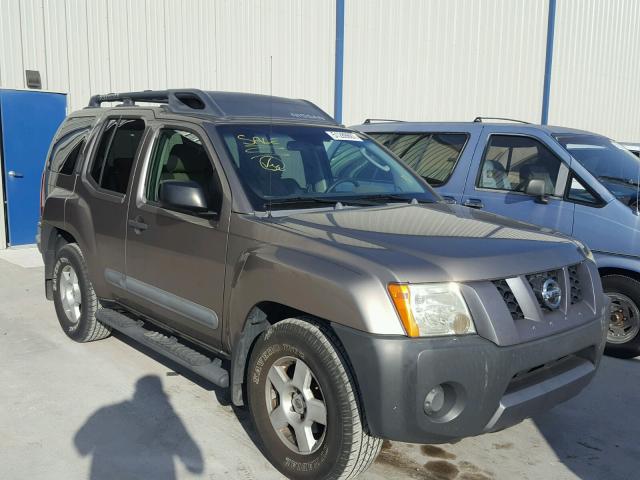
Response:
[370, 132, 467, 186]
[89, 118, 145, 194]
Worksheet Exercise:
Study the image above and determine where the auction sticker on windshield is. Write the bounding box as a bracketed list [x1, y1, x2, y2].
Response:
[326, 131, 363, 142]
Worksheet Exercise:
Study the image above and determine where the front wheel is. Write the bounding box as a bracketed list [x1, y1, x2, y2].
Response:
[247, 318, 382, 480]
[603, 275, 640, 359]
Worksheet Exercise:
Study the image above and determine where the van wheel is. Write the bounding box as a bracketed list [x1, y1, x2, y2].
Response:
[247, 318, 382, 480]
[603, 275, 640, 359]
[52, 243, 111, 342]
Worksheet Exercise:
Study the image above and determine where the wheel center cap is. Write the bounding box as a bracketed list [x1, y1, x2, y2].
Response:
[291, 393, 306, 415]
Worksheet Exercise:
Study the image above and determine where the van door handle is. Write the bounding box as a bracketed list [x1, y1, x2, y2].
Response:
[441, 196, 457, 204]
[128, 218, 148, 232]
[463, 198, 484, 209]
[8, 170, 24, 178]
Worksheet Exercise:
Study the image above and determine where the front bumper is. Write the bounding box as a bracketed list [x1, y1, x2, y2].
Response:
[333, 313, 607, 444]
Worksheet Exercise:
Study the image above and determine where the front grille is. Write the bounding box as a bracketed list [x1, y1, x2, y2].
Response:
[526, 269, 562, 312]
[568, 264, 583, 304]
[494, 279, 524, 320]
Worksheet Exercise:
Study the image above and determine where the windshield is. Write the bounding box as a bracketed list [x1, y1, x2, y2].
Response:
[217, 124, 437, 210]
[556, 134, 640, 197]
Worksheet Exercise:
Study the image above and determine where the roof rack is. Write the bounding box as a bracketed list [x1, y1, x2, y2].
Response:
[473, 116, 531, 124]
[86, 89, 338, 125]
[363, 118, 406, 124]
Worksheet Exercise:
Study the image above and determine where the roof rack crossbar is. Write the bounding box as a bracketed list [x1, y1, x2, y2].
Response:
[473, 116, 531, 124]
[363, 118, 406, 124]
[88, 90, 173, 107]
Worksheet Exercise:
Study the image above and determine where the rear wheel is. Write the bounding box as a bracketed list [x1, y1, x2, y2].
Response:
[603, 275, 640, 359]
[52, 243, 111, 342]
[247, 318, 382, 480]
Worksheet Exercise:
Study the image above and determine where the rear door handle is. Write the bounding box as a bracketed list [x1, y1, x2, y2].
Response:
[8, 170, 24, 178]
[128, 218, 148, 232]
[463, 198, 484, 209]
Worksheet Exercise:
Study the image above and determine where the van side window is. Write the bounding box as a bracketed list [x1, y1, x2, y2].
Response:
[59, 139, 85, 175]
[478, 135, 562, 195]
[370, 133, 467, 186]
[90, 118, 145, 194]
[567, 175, 600, 205]
[146, 129, 222, 213]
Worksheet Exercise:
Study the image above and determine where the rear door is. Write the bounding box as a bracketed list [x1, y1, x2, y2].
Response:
[367, 125, 480, 204]
[461, 128, 575, 234]
[0, 90, 66, 245]
[122, 122, 230, 348]
[75, 112, 150, 299]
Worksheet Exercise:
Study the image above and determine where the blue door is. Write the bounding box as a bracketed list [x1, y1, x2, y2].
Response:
[461, 127, 575, 235]
[0, 90, 66, 245]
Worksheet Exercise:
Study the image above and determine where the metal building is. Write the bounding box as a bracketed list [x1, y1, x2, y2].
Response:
[0, 0, 639, 247]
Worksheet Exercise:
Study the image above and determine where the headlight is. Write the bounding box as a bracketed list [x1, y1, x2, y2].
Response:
[388, 282, 475, 337]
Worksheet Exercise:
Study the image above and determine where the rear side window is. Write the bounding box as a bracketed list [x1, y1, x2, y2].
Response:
[90, 118, 145, 194]
[370, 133, 467, 186]
[59, 139, 85, 174]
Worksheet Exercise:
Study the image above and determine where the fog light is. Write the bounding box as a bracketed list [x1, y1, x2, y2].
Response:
[424, 385, 446, 415]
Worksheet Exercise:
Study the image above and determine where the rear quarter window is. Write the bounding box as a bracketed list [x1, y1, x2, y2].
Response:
[369, 132, 468, 186]
[47, 116, 96, 174]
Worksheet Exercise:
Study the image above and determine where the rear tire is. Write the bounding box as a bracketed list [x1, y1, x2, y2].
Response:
[603, 275, 640, 359]
[52, 243, 111, 342]
[247, 318, 382, 480]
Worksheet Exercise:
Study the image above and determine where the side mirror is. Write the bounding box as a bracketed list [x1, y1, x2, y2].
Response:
[525, 178, 549, 204]
[159, 180, 210, 214]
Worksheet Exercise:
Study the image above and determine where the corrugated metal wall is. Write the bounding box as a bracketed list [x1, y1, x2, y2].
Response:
[341, 0, 550, 126]
[549, 0, 640, 140]
[0, 0, 336, 114]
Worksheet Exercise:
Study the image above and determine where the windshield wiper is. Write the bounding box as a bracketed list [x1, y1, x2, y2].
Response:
[598, 175, 640, 187]
[357, 193, 433, 204]
[264, 196, 376, 209]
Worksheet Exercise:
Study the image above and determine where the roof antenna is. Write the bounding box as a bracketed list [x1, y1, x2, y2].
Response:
[267, 55, 274, 218]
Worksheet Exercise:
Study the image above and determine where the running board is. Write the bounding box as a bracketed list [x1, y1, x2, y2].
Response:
[96, 308, 229, 388]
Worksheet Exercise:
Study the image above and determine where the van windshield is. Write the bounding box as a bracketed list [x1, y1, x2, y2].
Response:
[556, 134, 640, 199]
[216, 124, 437, 210]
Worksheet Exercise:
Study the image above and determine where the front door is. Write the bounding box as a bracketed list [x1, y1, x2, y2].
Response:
[461, 131, 575, 235]
[124, 125, 229, 348]
[0, 90, 66, 245]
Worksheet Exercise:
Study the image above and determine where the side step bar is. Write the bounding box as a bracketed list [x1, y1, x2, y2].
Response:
[96, 308, 229, 388]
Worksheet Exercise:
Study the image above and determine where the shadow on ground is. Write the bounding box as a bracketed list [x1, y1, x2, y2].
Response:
[534, 355, 640, 480]
[74, 374, 204, 480]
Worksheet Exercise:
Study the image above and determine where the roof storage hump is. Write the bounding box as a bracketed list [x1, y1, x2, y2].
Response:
[87, 89, 338, 125]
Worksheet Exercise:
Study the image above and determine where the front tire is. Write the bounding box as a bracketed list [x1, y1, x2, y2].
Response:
[52, 243, 111, 342]
[603, 275, 640, 359]
[247, 318, 381, 480]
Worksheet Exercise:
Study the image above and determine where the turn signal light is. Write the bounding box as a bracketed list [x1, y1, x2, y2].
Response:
[387, 283, 420, 337]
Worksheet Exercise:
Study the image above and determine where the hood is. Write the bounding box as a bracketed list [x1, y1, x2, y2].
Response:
[261, 203, 585, 283]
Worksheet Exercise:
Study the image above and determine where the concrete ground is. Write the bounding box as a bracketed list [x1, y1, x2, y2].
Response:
[1, 248, 638, 480]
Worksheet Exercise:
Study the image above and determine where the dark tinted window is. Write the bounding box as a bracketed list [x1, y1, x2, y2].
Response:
[49, 130, 89, 173]
[90, 119, 118, 183]
[59, 139, 85, 174]
[146, 129, 221, 212]
[370, 133, 467, 186]
[90, 118, 145, 194]
[478, 135, 562, 195]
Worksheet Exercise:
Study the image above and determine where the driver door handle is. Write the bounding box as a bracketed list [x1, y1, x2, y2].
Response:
[463, 198, 484, 209]
[8, 170, 24, 178]
[128, 218, 148, 232]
